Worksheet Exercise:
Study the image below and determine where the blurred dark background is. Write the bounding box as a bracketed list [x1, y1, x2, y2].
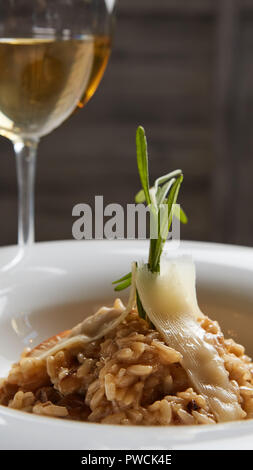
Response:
[1, 0, 253, 246]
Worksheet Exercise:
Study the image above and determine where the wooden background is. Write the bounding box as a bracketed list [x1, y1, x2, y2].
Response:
[1, 0, 253, 247]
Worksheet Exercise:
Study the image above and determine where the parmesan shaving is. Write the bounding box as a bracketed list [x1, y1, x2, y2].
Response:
[136, 257, 245, 422]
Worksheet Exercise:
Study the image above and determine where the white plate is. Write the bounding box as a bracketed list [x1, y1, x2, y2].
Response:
[0, 240, 253, 450]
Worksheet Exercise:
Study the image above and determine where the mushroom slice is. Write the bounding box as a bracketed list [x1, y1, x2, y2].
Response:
[30, 263, 137, 360]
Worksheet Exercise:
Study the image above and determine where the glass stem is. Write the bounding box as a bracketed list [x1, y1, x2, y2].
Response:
[13, 138, 39, 248]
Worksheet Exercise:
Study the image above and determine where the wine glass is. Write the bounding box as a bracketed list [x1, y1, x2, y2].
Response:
[0, 0, 115, 268]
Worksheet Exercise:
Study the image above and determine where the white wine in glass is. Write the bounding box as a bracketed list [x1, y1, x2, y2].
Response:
[0, 0, 114, 261]
[0, 35, 111, 139]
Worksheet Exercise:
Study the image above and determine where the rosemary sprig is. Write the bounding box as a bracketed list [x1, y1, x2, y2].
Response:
[112, 272, 132, 291]
[112, 126, 187, 317]
[149, 174, 183, 273]
[136, 127, 151, 206]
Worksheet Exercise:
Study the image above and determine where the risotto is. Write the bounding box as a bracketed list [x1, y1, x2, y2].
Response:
[1, 127, 252, 425]
[0, 303, 252, 425]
